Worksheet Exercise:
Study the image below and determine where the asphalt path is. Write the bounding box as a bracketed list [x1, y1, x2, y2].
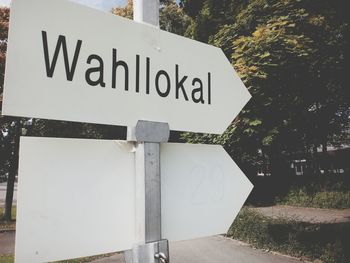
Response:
[0, 233, 301, 262]
[0, 231, 15, 255]
[92, 236, 301, 263]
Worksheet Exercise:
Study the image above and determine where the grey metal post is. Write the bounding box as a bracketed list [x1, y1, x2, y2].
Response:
[125, 121, 170, 263]
[134, 121, 169, 242]
[132, 0, 162, 243]
[133, 0, 159, 27]
[125, 2, 169, 262]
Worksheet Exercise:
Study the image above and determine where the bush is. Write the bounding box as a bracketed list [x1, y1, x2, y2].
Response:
[247, 175, 350, 208]
[228, 208, 350, 263]
[0, 255, 14, 263]
[277, 188, 350, 209]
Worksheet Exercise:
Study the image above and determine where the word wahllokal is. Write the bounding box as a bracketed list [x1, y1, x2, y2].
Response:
[41, 31, 212, 105]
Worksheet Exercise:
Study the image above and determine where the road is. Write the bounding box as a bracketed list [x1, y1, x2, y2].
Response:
[92, 236, 301, 263]
[0, 232, 15, 255]
[0, 233, 301, 262]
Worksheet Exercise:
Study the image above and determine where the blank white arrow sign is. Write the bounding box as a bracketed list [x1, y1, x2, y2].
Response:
[161, 143, 253, 241]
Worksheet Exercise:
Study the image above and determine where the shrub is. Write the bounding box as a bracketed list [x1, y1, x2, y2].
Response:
[228, 208, 350, 263]
[277, 188, 350, 209]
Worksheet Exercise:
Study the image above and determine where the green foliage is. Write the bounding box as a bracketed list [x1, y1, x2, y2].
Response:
[247, 174, 350, 206]
[112, 0, 192, 37]
[181, 0, 350, 176]
[228, 208, 350, 263]
[111, 0, 133, 19]
[0, 7, 9, 96]
[0, 206, 16, 230]
[272, 175, 350, 208]
[160, 2, 192, 36]
[277, 189, 350, 209]
[181, 0, 248, 42]
[0, 255, 14, 263]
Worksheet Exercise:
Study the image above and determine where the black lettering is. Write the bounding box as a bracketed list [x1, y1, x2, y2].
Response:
[136, 54, 140, 93]
[208, 72, 211, 105]
[155, 70, 171, 97]
[85, 54, 105, 87]
[112, 48, 129, 90]
[192, 78, 205, 104]
[146, 57, 150, 94]
[41, 31, 82, 81]
[176, 64, 189, 101]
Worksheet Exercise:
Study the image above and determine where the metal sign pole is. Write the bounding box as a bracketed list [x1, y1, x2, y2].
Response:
[126, 120, 170, 263]
[133, 0, 159, 27]
[125, 3, 169, 263]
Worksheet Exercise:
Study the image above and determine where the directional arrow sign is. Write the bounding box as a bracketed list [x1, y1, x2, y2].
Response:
[16, 137, 252, 262]
[15, 137, 137, 263]
[161, 143, 253, 241]
[3, 0, 250, 134]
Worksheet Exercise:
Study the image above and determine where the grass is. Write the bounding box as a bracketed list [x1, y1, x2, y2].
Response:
[276, 188, 350, 209]
[247, 174, 350, 208]
[0, 255, 14, 263]
[228, 207, 350, 263]
[0, 206, 16, 230]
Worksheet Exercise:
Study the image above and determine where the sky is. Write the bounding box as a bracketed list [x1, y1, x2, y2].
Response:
[0, 0, 128, 11]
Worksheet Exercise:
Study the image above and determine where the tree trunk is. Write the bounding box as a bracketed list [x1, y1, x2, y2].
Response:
[322, 141, 327, 153]
[2, 123, 20, 221]
[312, 145, 319, 176]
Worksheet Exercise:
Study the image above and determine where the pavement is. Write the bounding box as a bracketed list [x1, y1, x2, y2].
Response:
[167, 236, 301, 263]
[0, 231, 15, 255]
[90, 236, 302, 263]
[250, 205, 350, 224]
[1, 185, 348, 262]
[0, 233, 302, 263]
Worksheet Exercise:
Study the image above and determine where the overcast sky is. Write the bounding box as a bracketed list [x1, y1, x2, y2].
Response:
[0, 0, 128, 11]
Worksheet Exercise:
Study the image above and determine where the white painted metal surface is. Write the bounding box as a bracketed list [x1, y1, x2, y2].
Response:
[15, 138, 252, 261]
[15, 137, 137, 263]
[161, 143, 253, 241]
[3, 0, 251, 134]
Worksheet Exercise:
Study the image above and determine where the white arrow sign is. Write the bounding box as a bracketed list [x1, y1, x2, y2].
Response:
[3, 0, 250, 134]
[16, 137, 252, 262]
[15, 137, 137, 263]
[161, 143, 253, 241]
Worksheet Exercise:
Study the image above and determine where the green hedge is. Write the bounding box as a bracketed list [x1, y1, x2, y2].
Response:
[276, 189, 350, 209]
[248, 175, 350, 208]
[228, 208, 350, 263]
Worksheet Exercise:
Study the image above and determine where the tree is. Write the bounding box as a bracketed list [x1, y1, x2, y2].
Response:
[0, 7, 9, 97]
[160, 1, 191, 36]
[112, 0, 133, 19]
[0, 7, 18, 221]
[112, 0, 192, 36]
[181, 0, 350, 177]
